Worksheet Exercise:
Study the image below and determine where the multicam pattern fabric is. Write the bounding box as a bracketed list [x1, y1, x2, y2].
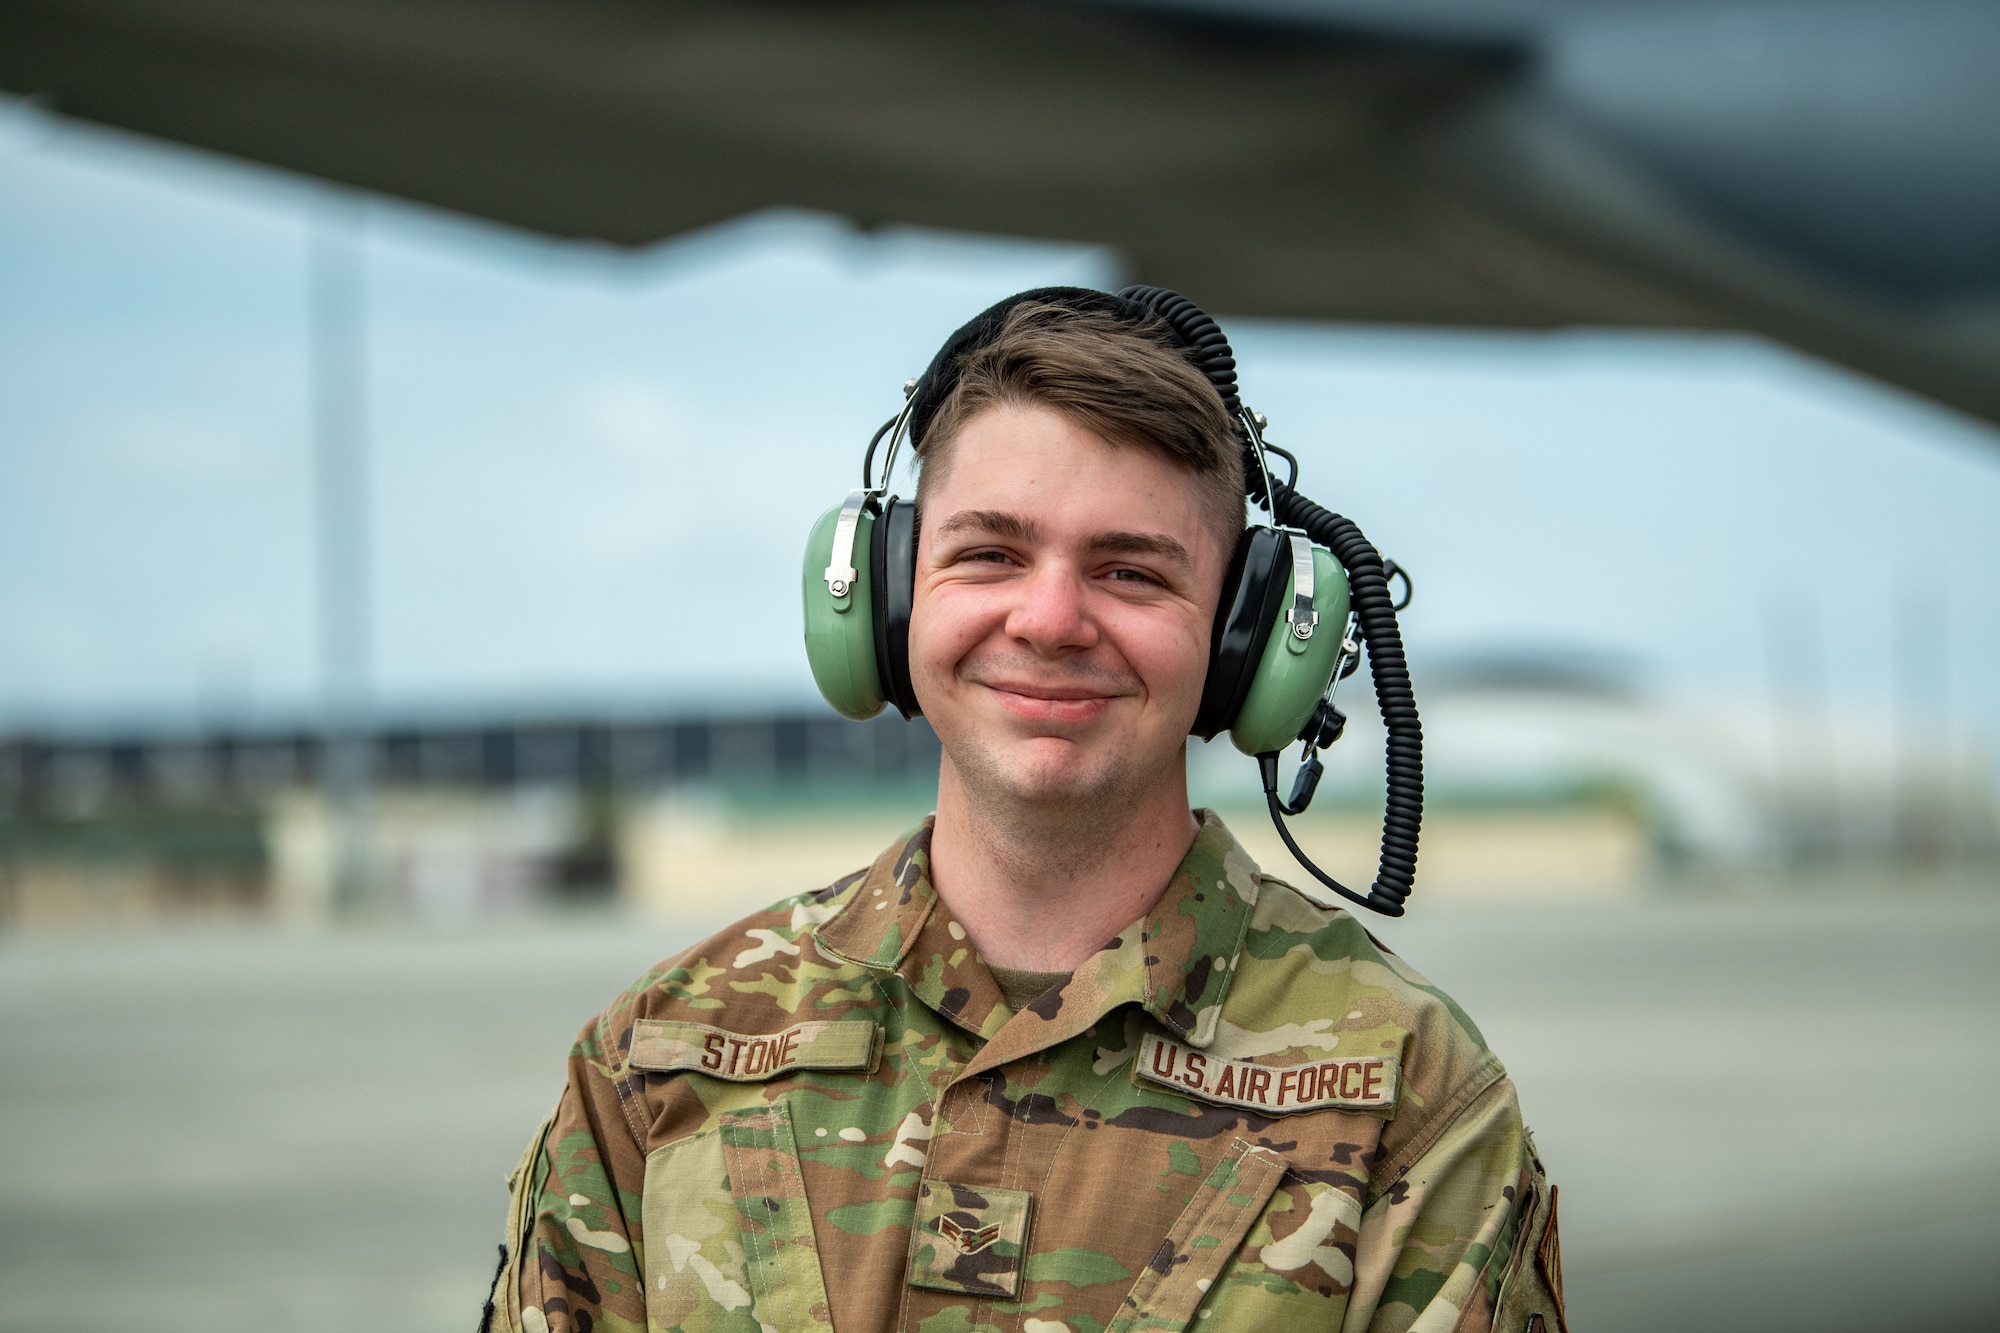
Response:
[485, 812, 1567, 1333]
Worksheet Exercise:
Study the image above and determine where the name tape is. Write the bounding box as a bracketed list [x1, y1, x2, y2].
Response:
[1135, 1033, 1397, 1114]
[629, 1018, 881, 1082]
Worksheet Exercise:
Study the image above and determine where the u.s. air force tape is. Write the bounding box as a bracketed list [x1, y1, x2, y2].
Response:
[1135, 1033, 1397, 1114]
[628, 1019, 882, 1081]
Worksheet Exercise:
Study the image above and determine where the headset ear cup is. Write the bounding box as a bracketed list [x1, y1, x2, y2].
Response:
[1229, 547, 1349, 756]
[802, 501, 886, 720]
[871, 497, 922, 720]
[1194, 527, 1290, 740]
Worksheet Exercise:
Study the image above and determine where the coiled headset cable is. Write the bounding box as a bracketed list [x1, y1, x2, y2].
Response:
[1123, 285, 1423, 918]
[1263, 478, 1423, 918]
[1221, 406, 1423, 919]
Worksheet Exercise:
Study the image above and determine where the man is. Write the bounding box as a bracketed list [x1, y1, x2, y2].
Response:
[485, 297, 1566, 1333]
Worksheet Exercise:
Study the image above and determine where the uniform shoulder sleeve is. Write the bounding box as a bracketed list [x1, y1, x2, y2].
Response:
[486, 1003, 651, 1333]
[1350, 1081, 1569, 1333]
[1238, 877, 1564, 1331]
[483, 928, 757, 1333]
[1241, 875, 1507, 1186]
[1483, 1127, 1568, 1333]
[485, 871, 875, 1333]
[1349, 1076, 1569, 1333]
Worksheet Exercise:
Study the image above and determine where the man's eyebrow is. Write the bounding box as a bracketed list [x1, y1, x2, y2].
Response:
[932, 509, 1040, 543]
[930, 511, 1192, 567]
[1087, 530, 1192, 567]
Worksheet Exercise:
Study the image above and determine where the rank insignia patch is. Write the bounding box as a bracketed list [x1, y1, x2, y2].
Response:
[908, 1180, 1033, 1298]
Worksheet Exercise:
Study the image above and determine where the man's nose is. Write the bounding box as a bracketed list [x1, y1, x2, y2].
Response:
[1004, 561, 1098, 654]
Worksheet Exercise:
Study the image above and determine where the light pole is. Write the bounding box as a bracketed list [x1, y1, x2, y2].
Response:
[311, 195, 373, 914]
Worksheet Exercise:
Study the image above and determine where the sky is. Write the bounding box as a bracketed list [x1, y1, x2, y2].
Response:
[3, 95, 1998, 773]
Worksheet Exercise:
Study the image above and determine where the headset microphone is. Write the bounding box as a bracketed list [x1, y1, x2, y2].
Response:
[800, 287, 1425, 918]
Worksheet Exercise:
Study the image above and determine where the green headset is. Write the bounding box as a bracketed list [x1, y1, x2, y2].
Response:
[800, 286, 1426, 917]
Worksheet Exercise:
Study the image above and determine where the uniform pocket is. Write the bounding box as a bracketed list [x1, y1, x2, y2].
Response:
[484, 1107, 557, 1333]
[1490, 1162, 1567, 1333]
[720, 1102, 836, 1333]
[641, 1102, 835, 1333]
[1108, 1138, 1289, 1333]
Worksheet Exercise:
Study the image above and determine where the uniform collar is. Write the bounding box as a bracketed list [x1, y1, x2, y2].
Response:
[813, 810, 1263, 1053]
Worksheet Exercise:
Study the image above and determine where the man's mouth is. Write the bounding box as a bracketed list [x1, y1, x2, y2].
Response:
[979, 679, 1126, 723]
[986, 680, 1112, 701]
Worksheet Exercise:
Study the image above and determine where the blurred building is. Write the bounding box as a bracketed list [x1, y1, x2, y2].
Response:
[1232, 652, 2000, 903]
[3, 671, 1993, 926]
[0, 711, 941, 926]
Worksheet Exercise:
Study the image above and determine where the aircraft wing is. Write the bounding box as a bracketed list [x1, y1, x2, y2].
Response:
[3, 0, 1995, 424]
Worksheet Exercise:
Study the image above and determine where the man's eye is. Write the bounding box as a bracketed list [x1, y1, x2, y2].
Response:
[1108, 568, 1158, 585]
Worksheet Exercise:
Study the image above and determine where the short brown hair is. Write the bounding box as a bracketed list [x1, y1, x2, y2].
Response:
[914, 302, 1246, 543]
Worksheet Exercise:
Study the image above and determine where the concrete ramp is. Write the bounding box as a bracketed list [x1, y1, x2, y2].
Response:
[1, 897, 1994, 1331]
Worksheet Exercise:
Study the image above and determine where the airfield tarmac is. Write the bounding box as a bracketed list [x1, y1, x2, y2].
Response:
[2, 895, 1995, 1332]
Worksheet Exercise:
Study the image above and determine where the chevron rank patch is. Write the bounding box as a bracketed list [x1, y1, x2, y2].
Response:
[1135, 1032, 1397, 1114]
[908, 1180, 1034, 1299]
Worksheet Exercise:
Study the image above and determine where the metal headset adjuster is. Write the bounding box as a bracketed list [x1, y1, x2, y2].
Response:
[823, 489, 868, 598]
[1238, 405, 1315, 638]
[824, 382, 918, 599]
[1282, 527, 1317, 639]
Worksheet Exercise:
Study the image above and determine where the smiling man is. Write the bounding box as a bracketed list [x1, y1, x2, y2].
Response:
[485, 295, 1566, 1333]
[915, 405, 1228, 977]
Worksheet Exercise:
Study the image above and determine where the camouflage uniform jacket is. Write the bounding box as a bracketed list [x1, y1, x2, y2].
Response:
[487, 812, 1568, 1333]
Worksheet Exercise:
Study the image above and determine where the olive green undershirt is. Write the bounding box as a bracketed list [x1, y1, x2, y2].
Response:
[988, 964, 1072, 1014]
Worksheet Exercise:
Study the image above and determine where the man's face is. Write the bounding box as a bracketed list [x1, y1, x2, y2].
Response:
[909, 402, 1231, 816]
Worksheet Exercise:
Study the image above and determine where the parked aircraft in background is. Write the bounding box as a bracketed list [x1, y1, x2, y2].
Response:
[2, 0, 1995, 424]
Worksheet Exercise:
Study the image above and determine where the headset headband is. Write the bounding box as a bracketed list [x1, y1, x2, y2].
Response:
[904, 285, 1268, 506]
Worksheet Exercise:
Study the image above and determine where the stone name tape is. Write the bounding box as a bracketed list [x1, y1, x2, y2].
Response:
[628, 1018, 882, 1081]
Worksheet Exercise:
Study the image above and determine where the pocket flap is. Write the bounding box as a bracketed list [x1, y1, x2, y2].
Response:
[1108, 1138, 1288, 1332]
